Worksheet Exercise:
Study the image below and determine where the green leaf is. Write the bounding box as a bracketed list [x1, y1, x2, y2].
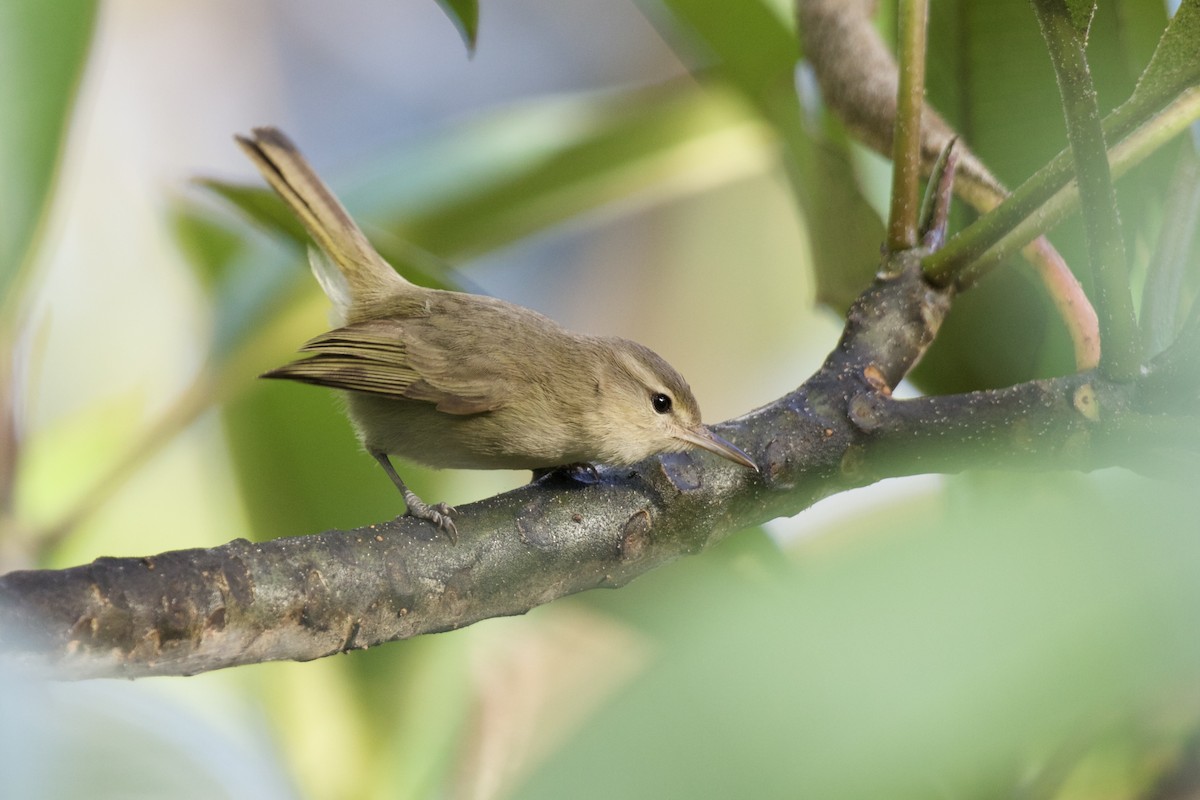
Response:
[209, 82, 770, 273]
[199, 179, 466, 293]
[807, 139, 888, 311]
[435, 0, 479, 54]
[1141, 144, 1200, 358]
[0, 0, 97, 308]
[1126, 0, 1200, 115]
[168, 203, 247, 294]
[385, 83, 766, 259]
[649, 0, 797, 106]
[15, 395, 144, 532]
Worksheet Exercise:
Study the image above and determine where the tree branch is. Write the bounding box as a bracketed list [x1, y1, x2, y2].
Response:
[1, 247, 1190, 679]
[797, 0, 1102, 371]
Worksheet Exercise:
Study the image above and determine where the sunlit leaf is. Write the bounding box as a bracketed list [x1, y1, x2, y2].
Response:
[15, 395, 143, 532]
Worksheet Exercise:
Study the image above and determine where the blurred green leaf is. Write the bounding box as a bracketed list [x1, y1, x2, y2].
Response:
[206, 244, 307, 361]
[912, 263, 1073, 392]
[0, 0, 96, 308]
[198, 182, 309, 248]
[1141, 144, 1200, 358]
[207, 82, 772, 281]
[520, 474, 1200, 799]
[648, 0, 796, 107]
[805, 136, 889, 311]
[435, 0, 479, 54]
[250, 632, 473, 800]
[222, 378, 416, 537]
[168, 203, 247, 294]
[15, 394, 143, 531]
[385, 82, 768, 259]
[169, 201, 307, 359]
[348, 636, 473, 798]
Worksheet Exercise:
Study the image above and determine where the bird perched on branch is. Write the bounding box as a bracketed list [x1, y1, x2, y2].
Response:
[237, 127, 757, 540]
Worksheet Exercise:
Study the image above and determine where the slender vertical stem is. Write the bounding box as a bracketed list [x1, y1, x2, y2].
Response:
[887, 0, 930, 252]
[1030, 0, 1141, 379]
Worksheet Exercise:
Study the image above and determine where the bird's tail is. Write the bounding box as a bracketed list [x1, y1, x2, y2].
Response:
[236, 127, 408, 321]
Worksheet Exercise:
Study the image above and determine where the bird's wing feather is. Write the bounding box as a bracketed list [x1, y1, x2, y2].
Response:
[263, 318, 510, 415]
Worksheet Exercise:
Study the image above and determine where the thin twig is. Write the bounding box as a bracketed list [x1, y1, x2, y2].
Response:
[1021, 237, 1100, 369]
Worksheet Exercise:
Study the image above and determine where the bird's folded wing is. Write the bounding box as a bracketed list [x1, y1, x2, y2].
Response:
[262, 320, 509, 415]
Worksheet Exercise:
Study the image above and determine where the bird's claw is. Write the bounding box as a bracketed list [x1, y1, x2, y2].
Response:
[405, 499, 459, 543]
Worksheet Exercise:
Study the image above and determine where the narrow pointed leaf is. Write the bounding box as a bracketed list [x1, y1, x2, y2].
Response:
[435, 0, 479, 54]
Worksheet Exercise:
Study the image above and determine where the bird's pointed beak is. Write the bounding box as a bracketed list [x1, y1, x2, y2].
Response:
[676, 425, 759, 472]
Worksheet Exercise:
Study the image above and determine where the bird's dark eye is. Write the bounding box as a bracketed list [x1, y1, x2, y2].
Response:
[651, 392, 673, 414]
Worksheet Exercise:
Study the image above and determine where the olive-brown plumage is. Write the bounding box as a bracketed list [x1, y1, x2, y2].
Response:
[238, 127, 756, 539]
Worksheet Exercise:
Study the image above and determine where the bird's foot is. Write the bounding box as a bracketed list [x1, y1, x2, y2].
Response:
[404, 493, 458, 543]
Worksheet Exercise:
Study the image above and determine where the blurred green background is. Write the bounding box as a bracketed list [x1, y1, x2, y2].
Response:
[2, 1, 1199, 798]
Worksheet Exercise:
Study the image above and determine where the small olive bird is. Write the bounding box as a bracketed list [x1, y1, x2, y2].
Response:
[237, 127, 757, 539]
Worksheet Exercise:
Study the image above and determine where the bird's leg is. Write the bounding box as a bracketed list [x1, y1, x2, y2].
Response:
[370, 450, 457, 542]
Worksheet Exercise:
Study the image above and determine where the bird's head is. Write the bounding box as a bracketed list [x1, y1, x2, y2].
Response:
[588, 338, 758, 472]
